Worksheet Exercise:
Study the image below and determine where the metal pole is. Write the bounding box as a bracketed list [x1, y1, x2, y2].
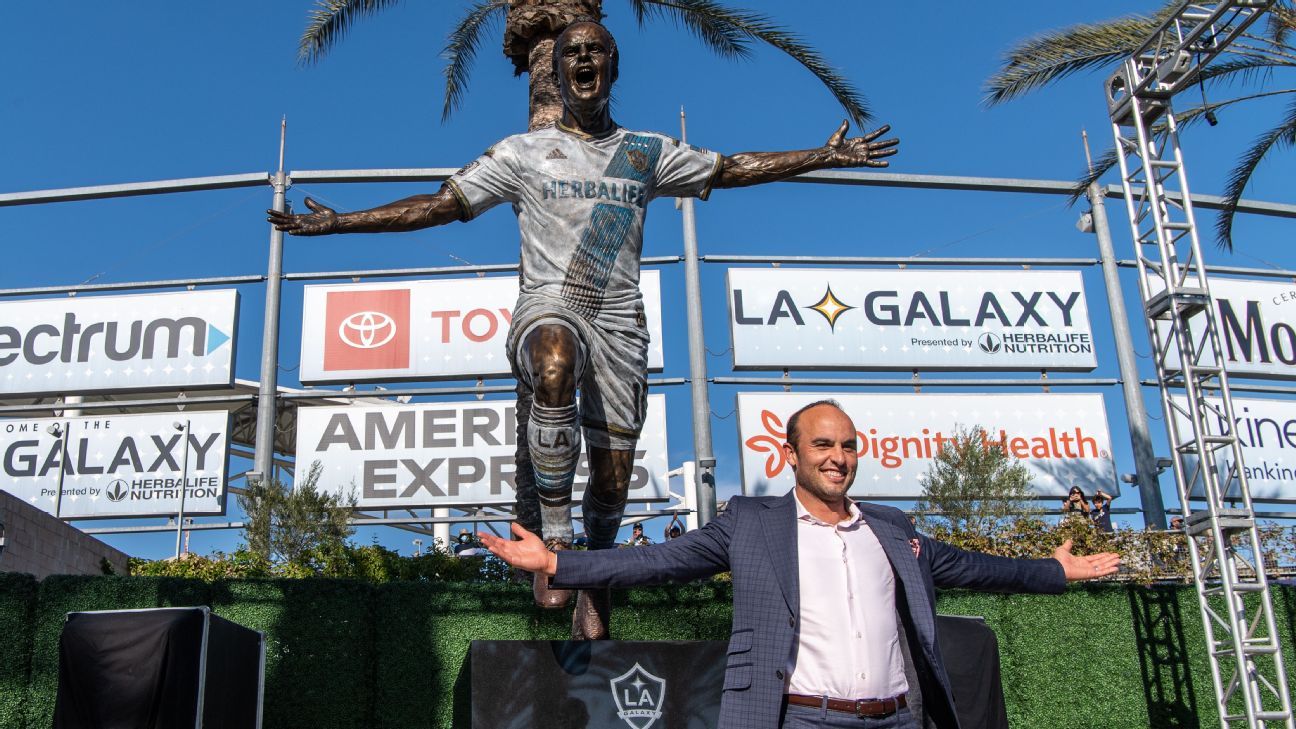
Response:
[253, 118, 288, 483]
[174, 419, 191, 559]
[679, 109, 717, 526]
[50, 422, 69, 519]
[1086, 180, 1167, 529]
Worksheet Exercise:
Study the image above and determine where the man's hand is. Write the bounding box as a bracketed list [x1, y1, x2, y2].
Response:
[824, 121, 899, 169]
[479, 523, 558, 576]
[267, 197, 338, 236]
[1053, 538, 1120, 581]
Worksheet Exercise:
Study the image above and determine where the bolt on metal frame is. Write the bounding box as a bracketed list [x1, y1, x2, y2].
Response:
[1105, 1, 1291, 725]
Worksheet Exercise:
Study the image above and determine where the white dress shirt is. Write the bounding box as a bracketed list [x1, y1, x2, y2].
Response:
[785, 490, 909, 700]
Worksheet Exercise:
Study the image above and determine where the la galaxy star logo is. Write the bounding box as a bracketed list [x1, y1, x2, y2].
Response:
[611, 663, 665, 729]
[626, 148, 649, 173]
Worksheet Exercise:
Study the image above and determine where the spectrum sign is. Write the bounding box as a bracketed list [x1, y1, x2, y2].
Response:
[726, 269, 1097, 371]
[299, 273, 665, 383]
[0, 290, 237, 396]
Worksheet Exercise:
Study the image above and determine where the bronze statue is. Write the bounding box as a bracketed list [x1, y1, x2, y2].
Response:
[269, 20, 898, 640]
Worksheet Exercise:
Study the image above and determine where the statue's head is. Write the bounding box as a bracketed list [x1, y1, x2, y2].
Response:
[553, 20, 618, 117]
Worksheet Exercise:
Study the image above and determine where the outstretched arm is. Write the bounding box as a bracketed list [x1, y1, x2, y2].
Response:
[715, 121, 898, 190]
[267, 186, 464, 236]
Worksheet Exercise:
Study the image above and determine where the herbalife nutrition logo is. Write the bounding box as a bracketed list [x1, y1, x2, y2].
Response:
[978, 332, 1002, 354]
[105, 479, 129, 502]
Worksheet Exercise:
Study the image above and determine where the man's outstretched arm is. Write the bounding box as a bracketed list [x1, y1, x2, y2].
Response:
[266, 186, 465, 236]
[715, 121, 898, 190]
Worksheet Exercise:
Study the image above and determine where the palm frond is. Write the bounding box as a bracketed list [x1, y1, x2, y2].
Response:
[630, 0, 751, 59]
[441, 0, 509, 123]
[1214, 98, 1296, 249]
[298, 0, 404, 66]
[984, 8, 1178, 105]
[1195, 55, 1283, 92]
[636, 0, 869, 124]
[1267, 2, 1296, 46]
[1068, 146, 1121, 205]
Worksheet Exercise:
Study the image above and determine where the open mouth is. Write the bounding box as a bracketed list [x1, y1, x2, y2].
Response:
[574, 66, 598, 89]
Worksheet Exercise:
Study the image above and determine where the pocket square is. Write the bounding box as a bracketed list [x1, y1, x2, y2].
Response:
[910, 538, 921, 559]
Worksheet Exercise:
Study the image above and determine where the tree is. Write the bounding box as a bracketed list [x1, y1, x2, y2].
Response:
[984, 2, 1296, 249]
[237, 461, 357, 573]
[914, 425, 1038, 539]
[297, 0, 869, 130]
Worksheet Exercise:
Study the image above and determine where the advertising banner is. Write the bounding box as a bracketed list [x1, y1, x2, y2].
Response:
[737, 392, 1117, 499]
[726, 268, 1097, 371]
[0, 290, 238, 396]
[299, 272, 665, 383]
[0, 411, 229, 518]
[1151, 276, 1296, 380]
[1175, 395, 1296, 502]
[294, 395, 670, 508]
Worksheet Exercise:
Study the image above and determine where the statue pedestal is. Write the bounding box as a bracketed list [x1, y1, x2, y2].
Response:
[470, 640, 725, 729]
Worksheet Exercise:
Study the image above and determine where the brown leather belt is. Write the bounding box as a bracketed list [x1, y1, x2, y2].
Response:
[785, 693, 907, 718]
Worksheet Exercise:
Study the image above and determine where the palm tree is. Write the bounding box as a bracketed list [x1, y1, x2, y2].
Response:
[984, 2, 1296, 249]
[297, 0, 869, 131]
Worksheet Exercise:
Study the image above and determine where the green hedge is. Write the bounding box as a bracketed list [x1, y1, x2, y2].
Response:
[2, 575, 1293, 728]
[0, 573, 37, 729]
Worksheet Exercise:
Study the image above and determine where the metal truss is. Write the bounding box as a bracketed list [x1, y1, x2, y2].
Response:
[1106, 1, 1291, 726]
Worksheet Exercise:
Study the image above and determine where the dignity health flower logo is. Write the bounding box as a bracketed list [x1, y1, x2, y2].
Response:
[743, 410, 788, 478]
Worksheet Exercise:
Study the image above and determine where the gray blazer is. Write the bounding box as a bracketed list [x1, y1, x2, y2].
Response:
[554, 492, 1066, 729]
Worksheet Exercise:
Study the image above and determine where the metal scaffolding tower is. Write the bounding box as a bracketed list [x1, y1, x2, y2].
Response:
[1105, 1, 1292, 726]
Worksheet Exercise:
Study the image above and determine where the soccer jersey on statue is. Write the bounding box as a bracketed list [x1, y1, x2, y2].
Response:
[446, 124, 722, 318]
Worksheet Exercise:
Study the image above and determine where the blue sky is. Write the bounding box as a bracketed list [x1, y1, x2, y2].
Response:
[2, 2, 1292, 559]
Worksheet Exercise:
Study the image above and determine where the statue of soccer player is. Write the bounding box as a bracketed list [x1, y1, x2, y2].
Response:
[269, 19, 898, 639]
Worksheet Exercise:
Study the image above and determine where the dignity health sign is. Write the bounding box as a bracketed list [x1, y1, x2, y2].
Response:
[299, 273, 665, 384]
[726, 269, 1097, 371]
[737, 392, 1118, 499]
[0, 290, 237, 396]
[295, 396, 670, 508]
[0, 411, 229, 518]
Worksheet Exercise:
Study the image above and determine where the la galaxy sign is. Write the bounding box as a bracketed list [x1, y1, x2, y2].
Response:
[726, 269, 1096, 371]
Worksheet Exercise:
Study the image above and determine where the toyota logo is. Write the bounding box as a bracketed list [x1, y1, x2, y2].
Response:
[339, 311, 397, 349]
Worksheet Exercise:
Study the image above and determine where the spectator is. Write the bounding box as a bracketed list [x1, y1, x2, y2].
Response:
[1061, 485, 1090, 518]
[624, 523, 651, 547]
[664, 515, 684, 541]
[1090, 488, 1114, 533]
[454, 528, 486, 557]
[1170, 516, 1185, 531]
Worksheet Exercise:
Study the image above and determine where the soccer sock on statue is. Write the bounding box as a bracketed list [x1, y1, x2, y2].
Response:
[582, 489, 626, 551]
[528, 403, 581, 544]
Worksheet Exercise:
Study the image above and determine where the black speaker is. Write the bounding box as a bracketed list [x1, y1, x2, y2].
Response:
[54, 606, 264, 729]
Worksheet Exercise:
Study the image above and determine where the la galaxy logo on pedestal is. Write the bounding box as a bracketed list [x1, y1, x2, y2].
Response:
[610, 662, 665, 729]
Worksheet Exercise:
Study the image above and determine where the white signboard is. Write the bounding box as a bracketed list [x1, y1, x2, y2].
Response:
[727, 269, 1097, 371]
[1151, 276, 1296, 380]
[737, 392, 1117, 498]
[0, 411, 229, 518]
[0, 290, 238, 396]
[295, 395, 670, 508]
[299, 273, 665, 384]
[1175, 395, 1296, 502]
